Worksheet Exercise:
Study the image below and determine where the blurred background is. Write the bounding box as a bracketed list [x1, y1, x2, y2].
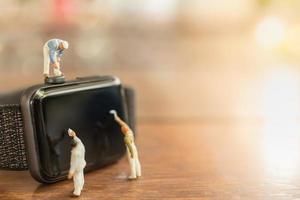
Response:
[2, 0, 300, 184]
[1, 0, 300, 122]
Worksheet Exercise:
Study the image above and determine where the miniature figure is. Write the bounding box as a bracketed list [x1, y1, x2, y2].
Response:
[67, 128, 86, 197]
[43, 39, 69, 78]
[110, 110, 141, 180]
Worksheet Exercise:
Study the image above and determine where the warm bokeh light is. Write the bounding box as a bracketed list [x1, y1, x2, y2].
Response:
[262, 120, 300, 177]
[261, 67, 300, 176]
[261, 67, 300, 119]
[255, 16, 286, 48]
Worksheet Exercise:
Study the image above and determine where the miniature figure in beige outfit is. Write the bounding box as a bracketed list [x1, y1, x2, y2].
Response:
[110, 110, 141, 179]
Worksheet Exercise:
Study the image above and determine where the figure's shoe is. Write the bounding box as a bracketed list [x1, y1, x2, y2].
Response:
[53, 68, 63, 77]
[71, 190, 81, 197]
[128, 175, 137, 180]
[43, 73, 49, 78]
[70, 193, 80, 198]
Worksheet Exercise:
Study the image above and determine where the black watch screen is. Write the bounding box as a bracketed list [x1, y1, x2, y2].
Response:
[31, 84, 127, 180]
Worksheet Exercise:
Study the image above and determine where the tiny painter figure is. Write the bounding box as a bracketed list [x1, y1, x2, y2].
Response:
[43, 39, 69, 78]
[67, 128, 86, 197]
[110, 110, 141, 180]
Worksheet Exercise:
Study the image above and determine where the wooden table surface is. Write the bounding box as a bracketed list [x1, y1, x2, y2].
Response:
[1, 30, 300, 199]
[1, 120, 300, 200]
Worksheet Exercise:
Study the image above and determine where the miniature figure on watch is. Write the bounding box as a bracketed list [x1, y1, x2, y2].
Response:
[43, 39, 68, 82]
[67, 128, 86, 197]
[110, 110, 141, 180]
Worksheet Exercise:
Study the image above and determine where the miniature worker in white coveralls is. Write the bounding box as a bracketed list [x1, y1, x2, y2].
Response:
[110, 110, 141, 180]
[43, 39, 69, 78]
[67, 128, 86, 197]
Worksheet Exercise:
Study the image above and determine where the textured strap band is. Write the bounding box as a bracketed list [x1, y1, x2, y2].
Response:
[0, 86, 136, 170]
[0, 104, 28, 170]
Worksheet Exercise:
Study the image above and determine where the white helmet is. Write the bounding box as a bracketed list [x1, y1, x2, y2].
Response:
[61, 40, 69, 49]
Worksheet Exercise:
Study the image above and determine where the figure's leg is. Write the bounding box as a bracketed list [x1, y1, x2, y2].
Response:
[43, 45, 50, 76]
[73, 172, 83, 196]
[127, 147, 137, 179]
[79, 170, 84, 191]
[132, 144, 141, 177]
[135, 157, 141, 177]
[53, 65, 62, 76]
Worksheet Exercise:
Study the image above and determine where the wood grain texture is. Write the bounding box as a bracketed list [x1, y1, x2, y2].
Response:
[1, 122, 300, 199]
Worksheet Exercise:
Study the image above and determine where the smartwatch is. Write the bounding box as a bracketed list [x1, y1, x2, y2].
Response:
[0, 75, 136, 183]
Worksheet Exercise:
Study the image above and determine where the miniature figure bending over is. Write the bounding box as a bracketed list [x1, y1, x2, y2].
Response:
[67, 128, 86, 197]
[43, 39, 69, 78]
[110, 110, 141, 180]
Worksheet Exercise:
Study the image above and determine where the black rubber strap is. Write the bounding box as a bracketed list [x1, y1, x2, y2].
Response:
[0, 86, 136, 170]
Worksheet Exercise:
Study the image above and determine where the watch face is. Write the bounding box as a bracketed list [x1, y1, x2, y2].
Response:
[30, 82, 127, 181]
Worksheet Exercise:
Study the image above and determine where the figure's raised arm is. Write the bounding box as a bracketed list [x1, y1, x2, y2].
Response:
[109, 110, 132, 134]
[110, 110, 126, 126]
